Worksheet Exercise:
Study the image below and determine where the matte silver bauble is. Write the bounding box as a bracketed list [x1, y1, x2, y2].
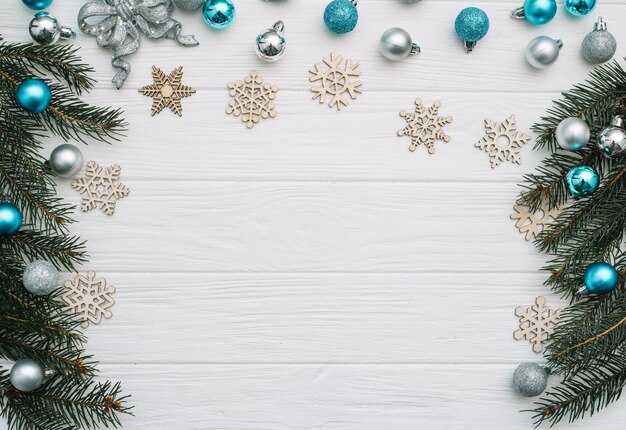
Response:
[23, 260, 59, 296]
[255, 21, 286, 62]
[513, 362, 549, 397]
[172, 0, 205, 11]
[49, 144, 83, 178]
[582, 17, 617, 64]
[379, 28, 420, 61]
[10, 359, 45, 392]
[525, 36, 563, 69]
[29, 12, 75, 45]
[556, 117, 590, 151]
[597, 116, 626, 159]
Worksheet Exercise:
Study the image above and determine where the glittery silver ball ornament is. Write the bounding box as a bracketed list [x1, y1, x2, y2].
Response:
[172, 0, 205, 11]
[29, 12, 75, 45]
[23, 260, 59, 296]
[597, 116, 626, 159]
[49, 144, 84, 178]
[525, 36, 563, 69]
[10, 359, 45, 392]
[255, 21, 286, 62]
[513, 363, 549, 397]
[582, 17, 617, 64]
[379, 28, 421, 62]
[556, 117, 590, 151]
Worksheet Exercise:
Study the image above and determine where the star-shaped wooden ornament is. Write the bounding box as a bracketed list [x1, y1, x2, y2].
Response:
[138, 66, 196, 116]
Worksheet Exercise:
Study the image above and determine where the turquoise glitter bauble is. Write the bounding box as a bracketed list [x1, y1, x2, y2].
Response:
[564, 0, 596, 16]
[523, 0, 557, 25]
[455, 7, 489, 52]
[22, 0, 53, 10]
[584, 262, 619, 295]
[202, 0, 235, 29]
[324, 0, 358, 34]
[565, 165, 599, 198]
[16, 79, 51, 113]
[0, 202, 23, 237]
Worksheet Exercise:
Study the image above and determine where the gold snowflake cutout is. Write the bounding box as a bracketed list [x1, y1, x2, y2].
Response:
[226, 71, 278, 129]
[72, 161, 129, 216]
[397, 98, 453, 154]
[511, 201, 561, 241]
[475, 115, 531, 168]
[62, 271, 116, 329]
[514, 296, 561, 353]
[138, 66, 196, 116]
[309, 53, 362, 110]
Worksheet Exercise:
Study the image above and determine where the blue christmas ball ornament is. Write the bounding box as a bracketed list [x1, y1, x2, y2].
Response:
[16, 79, 51, 113]
[202, 0, 236, 29]
[455, 7, 489, 53]
[584, 262, 619, 295]
[512, 0, 557, 25]
[564, 0, 596, 16]
[0, 202, 23, 237]
[324, 0, 358, 35]
[566, 165, 600, 198]
[22, 0, 53, 10]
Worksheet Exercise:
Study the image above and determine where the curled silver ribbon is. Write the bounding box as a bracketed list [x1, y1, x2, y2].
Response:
[78, 0, 198, 88]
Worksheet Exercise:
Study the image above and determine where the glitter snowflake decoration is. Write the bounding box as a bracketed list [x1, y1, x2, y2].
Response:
[397, 98, 453, 154]
[475, 115, 530, 168]
[226, 71, 278, 129]
[62, 271, 116, 329]
[72, 161, 129, 216]
[309, 53, 362, 110]
[511, 201, 561, 241]
[138, 66, 196, 117]
[514, 296, 561, 353]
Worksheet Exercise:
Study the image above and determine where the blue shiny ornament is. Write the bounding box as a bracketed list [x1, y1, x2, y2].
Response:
[16, 79, 51, 113]
[519, 0, 557, 25]
[584, 262, 619, 295]
[202, 0, 236, 29]
[324, 0, 358, 35]
[565, 165, 600, 198]
[455, 7, 489, 53]
[22, 0, 53, 10]
[0, 202, 23, 237]
[564, 0, 597, 16]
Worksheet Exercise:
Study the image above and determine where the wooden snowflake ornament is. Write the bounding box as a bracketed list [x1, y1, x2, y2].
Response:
[514, 296, 561, 353]
[226, 71, 278, 128]
[309, 53, 362, 110]
[511, 201, 561, 241]
[475, 116, 530, 168]
[62, 271, 116, 329]
[139, 66, 196, 117]
[397, 98, 453, 154]
[72, 161, 129, 216]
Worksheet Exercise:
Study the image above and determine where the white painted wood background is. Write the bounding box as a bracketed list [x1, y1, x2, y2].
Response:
[4, 0, 626, 428]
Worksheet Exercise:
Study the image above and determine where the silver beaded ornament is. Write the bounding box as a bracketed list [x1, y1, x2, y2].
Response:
[513, 362, 549, 397]
[582, 17, 617, 64]
[379, 28, 420, 61]
[172, 0, 204, 11]
[255, 21, 286, 62]
[525, 36, 562, 68]
[49, 144, 84, 178]
[597, 116, 626, 159]
[10, 359, 45, 392]
[555, 117, 590, 151]
[23, 260, 59, 296]
[29, 12, 75, 45]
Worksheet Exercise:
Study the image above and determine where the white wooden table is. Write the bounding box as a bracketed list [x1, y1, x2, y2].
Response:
[4, 1, 626, 428]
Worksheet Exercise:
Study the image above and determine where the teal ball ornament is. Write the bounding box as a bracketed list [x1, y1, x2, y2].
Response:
[565, 165, 599, 198]
[203, 0, 236, 29]
[455, 7, 489, 53]
[16, 79, 51, 113]
[584, 262, 619, 295]
[22, 0, 53, 10]
[0, 201, 23, 237]
[565, 0, 596, 16]
[512, 0, 557, 25]
[324, 0, 358, 35]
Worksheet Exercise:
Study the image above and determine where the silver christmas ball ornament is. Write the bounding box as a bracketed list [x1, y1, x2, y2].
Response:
[379, 28, 420, 62]
[597, 116, 626, 158]
[513, 363, 549, 397]
[10, 359, 45, 392]
[525, 36, 563, 69]
[29, 12, 76, 45]
[49, 144, 84, 178]
[255, 21, 286, 62]
[556, 117, 590, 151]
[172, 0, 205, 11]
[582, 17, 617, 64]
[23, 260, 59, 296]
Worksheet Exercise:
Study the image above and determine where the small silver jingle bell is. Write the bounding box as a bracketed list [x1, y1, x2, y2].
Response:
[255, 21, 286, 62]
[29, 12, 76, 45]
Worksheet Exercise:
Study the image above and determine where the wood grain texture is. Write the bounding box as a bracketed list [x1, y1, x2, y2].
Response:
[2, 0, 626, 428]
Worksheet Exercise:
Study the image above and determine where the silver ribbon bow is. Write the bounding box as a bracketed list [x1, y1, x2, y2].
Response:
[78, 0, 198, 88]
